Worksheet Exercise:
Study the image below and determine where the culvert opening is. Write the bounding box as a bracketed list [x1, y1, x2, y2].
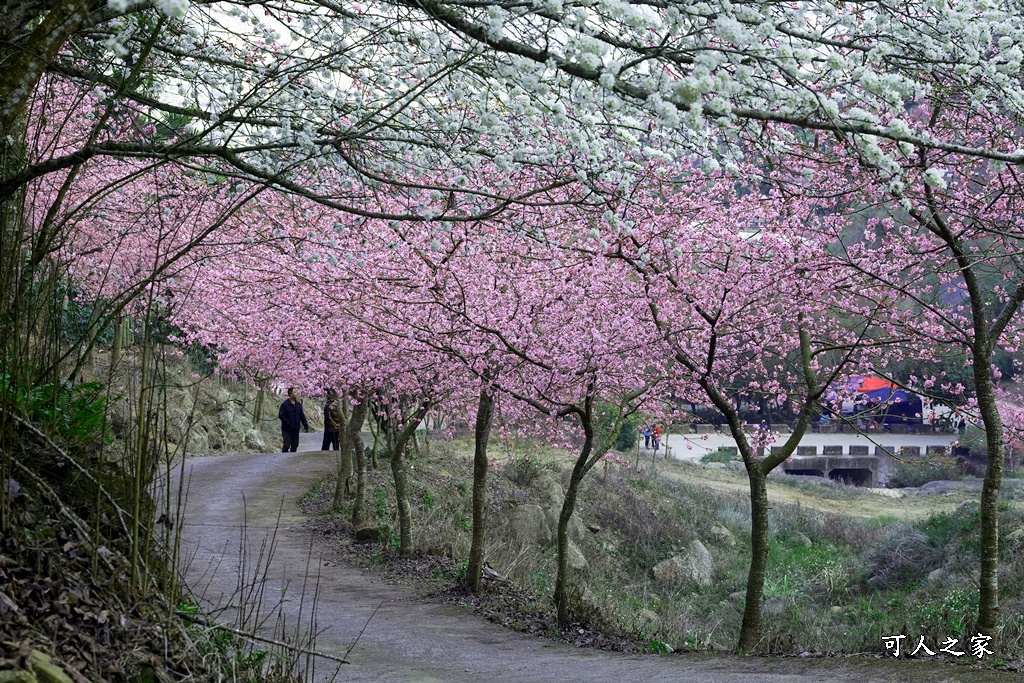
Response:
[784, 468, 825, 478]
[828, 468, 873, 486]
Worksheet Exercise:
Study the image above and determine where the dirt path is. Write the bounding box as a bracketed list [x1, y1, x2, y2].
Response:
[178, 438, 1014, 683]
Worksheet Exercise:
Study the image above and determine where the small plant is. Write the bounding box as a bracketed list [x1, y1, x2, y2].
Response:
[177, 600, 199, 615]
[373, 485, 388, 523]
[649, 639, 673, 654]
[422, 490, 435, 511]
[1, 374, 112, 448]
[763, 574, 794, 598]
[505, 454, 542, 486]
[454, 561, 469, 583]
[701, 448, 737, 464]
[456, 480, 469, 494]
[811, 559, 850, 598]
[188, 622, 274, 683]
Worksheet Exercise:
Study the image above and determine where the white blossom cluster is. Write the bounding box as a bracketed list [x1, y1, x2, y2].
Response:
[60, 0, 1024, 216]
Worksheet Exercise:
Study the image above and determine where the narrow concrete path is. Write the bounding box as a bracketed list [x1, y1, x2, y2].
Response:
[178, 439, 1011, 683]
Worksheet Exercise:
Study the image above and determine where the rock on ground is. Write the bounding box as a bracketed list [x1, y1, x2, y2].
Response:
[511, 504, 551, 546]
[708, 524, 736, 547]
[650, 540, 714, 587]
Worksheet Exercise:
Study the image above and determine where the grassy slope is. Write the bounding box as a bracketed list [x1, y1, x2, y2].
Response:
[309, 434, 1024, 667]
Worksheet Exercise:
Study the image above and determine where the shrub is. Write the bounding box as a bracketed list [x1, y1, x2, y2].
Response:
[701, 448, 737, 464]
[1, 374, 110, 449]
[919, 502, 984, 555]
[504, 454, 542, 486]
[590, 476, 685, 572]
[861, 524, 941, 589]
[614, 422, 638, 452]
[887, 455, 965, 488]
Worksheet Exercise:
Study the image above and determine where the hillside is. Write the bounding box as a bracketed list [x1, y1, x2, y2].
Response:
[302, 434, 1024, 664]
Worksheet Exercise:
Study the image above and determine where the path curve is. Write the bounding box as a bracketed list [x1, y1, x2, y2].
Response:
[179, 439, 1012, 683]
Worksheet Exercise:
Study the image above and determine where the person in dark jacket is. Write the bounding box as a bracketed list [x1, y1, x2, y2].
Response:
[322, 389, 341, 451]
[278, 387, 309, 452]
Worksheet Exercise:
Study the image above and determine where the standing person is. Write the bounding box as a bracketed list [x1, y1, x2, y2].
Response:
[652, 424, 662, 454]
[642, 425, 652, 450]
[278, 387, 309, 453]
[322, 389, 341, 451]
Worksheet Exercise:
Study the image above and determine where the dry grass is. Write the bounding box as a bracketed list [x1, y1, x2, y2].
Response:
[304, 433, 1024, 664]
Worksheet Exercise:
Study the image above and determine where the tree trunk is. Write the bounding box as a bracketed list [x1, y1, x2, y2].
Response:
[387, 402, 430, 556]
[390, 441, 413, 555]
[694, 325, 819, 652]
[738, 465, 769, 652]
[111, 316, 124, 367]
[927, 210, 1013, 639]
[349, 400, 368, 526]
[332, 399, 350, 508]
[253, 376, 268, 423]
[368, 409, 379, 470]
[554, 422, 594, 625]
[466, 386, 494, 593]
[974, 353, 1003, 636]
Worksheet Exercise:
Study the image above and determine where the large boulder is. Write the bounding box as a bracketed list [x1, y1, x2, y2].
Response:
[544, 508, 586, 543]
[762, 595, 792, 616]
[708, 524, 736, 547]
[534, 475, 585, 541]
[186, 430, 209, 455]
[511, 504, 551, 546]
[245, 429, 266, 451]
[534, 475, 564, 510]
[197, 383, 233, 411]
[650, 540, 714, 587]
[567, 542, 588, 571]
[205, 425, 227, 451]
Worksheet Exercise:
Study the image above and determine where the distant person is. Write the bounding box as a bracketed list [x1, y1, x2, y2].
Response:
[652, 424, 662, 453]
[642, 425, 652, 449]
[278, 387, 309, 453]
[322, 390, 341, 451]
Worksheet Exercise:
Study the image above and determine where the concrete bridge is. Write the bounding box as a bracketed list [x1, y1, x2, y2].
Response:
[779, 445, 958, 486]
[698, 444, 959, 487]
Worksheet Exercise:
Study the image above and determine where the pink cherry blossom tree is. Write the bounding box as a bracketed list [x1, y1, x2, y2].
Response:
[788, 106, 1024, 638]
[555, 161, 900, 649]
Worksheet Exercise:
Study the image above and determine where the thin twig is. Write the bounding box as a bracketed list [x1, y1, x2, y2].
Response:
[177, 611, 350, 665]
[344, 600, 383, 661]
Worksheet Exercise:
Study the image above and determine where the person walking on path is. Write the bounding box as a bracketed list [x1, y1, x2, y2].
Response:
[652, 424, 662, 454]
[642, 425, 652, 450]
[278, 387, 309, 452]
[322, 389, 341, 451]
